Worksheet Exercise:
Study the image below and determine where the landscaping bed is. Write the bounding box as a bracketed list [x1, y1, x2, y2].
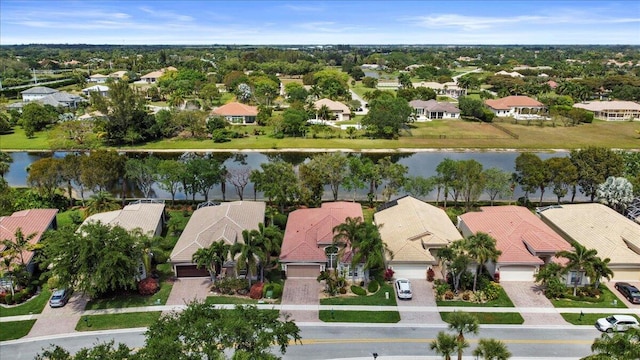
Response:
[550, 286, 627, 309]
[320, 283, 397, 306]
[435, 280, 515, 307]
[84, 282, 173, 310]
[0, 287, 52, 317]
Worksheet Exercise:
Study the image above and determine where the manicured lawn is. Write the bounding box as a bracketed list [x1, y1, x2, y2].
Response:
[75, 312, 162, 331]
[0, 320, 36, 340]
[0, 287, 52, 317]
[437, 287, 515, 307]
[84, 282, 173, 310]
[440, 312, 524, 324]
[320, 284, 398, 306]
[206, 296, 260, 304]
[320, 310, 400, 323]
[550, 287, 628, 309]
[0, 127, 52, 149]
[561, 313, 640, 325]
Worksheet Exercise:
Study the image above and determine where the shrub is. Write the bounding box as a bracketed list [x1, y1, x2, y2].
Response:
[249, 282, 264, 299]
[138, 278, 159, 296]
[435, 283, 450, 299]
[213, 277, 249, 295]
[433, 279, 446, 286]
[367, 280, 379, 293]
[262, 283, 283, 299]
[339, 287, 347, 295]
[359, 281, 365, 287]
[461, 291, 471, 301]
[351, 285, 367, 296]
[4, 294, 13, 304]
[383, 268, 394, 282]
[273, 214, 288, 230]
[0, 293, 5, 304]
[13, 291, 24, 304]
[444, 290, 455, 300]
[483, 282, 501, 301]
[427, 268, 435, 282]
[544, 278, 565, 299]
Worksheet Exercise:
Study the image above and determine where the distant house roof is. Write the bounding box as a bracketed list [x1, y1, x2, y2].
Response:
[374, 196, 462, 264]
[538, 203, 640, 266]
[82, 85, 109, 93]
[21, 86, 58, 95]
[169, 201, 265, 263]
[81, 202, 165, 237]
[459, 206, 571, 265]
[280, 202, 363, 263]
[109, 70, 127, 78]
[211, 102, 258, 117]
[485, 96, 544, 110]
[416, 81, 461, 90]
[38, 92, 85, 107]
[409, 99, 460, 113]
[141, 66, 177, 80]
[0, 209, 58, 267]
[90, 73, 109, 79]
[573, 101, 640, 112]
[494, 70, 524, 78]
[314, 98, 351, 114]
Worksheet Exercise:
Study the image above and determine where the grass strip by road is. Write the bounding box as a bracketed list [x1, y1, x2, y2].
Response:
[550, 287, 627, 309]
[320, 310, 400, 323]
[437, 287, 515, 307]
[320, 284, 398, 306]
[440, 312, 524, 324]
[0, 320, 36, 341]
[84, 282, 173, 310]
[560, 313, 640, 325]
[206, 296, 260, 304]
[75, 312, 162, 331]
[0, 287, 52, 317]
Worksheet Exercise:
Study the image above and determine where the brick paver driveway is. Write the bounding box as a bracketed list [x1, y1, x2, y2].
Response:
[281, 279, 321, 322]
[166, 278, 212, 306]
[500, 281, 566, 325]
[396, 279, 444, 324]
[26, 292, 88, 338]
[604, 281, 640, 308]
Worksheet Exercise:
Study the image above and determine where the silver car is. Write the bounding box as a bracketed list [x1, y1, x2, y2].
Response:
[49, 288, 70, 308]
[395, 278, 413, 300]
[595, 315, 639, 333]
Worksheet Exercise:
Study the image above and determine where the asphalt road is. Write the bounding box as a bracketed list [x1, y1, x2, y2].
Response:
[0, 324, 599, 360]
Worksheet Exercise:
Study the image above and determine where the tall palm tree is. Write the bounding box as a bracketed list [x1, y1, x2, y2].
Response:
[472, 338, 512, 360]
[590, 257, 613, 290]
[585, 327, 640, 360]
[193, 240, 230, 282]
[446, 311, 480, 360]
[316, 104, 332, 122]
[534, 262, 564, 287]
[353, 222, 393, 282]
[333, 217, 364, 283]
[556, 242, 599, 296]
[231, 230, 266, 286]
[430, 331, 460, 360]
[85, 191, 121, 217]
[2, 228, 38, 267]
[466, 232, 502, 292]
[250, 223, 283, 282]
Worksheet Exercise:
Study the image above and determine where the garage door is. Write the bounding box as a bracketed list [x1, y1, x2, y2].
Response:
[286, 265, 321, 278]
[611, 269, 640, 282]
[391, 265, 427, 280]
[176, 265, 209, 277]
[498, 266, 536, 281]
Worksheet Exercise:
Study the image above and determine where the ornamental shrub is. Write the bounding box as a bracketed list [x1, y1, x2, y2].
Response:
[427, 268, 435, 282]
[262, 283, 283, 299]
[138, 278, 159, 296]
[435, 283, 450, 300]
[383, 268, 395, 282]
[444, 290, 455, 300]
[544, 278, 565, 299]
[351, 285, 367, 296]
[367, 280, 379, 293]
[249, 282, 264, 299]
[483, 282, 501, 301]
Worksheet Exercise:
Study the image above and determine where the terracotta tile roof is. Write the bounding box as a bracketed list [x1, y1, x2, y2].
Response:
[485, 96, 544, 110]
[211, 102, 258, 117]
[280, 202, 363, 263]
[375, 196, 462, 264]
[0, 209, 58, 267]
[459, 206, 570, 265]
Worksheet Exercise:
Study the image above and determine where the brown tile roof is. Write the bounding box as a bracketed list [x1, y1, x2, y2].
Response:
[280, 202, 363, 263]
[0, 209, 58, 267]
[211, 102, 258, 117]
[485, 96, 544, 110]
[459, 206, 570, 265]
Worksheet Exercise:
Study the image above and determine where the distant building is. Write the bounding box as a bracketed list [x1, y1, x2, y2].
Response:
[573, 100, 640, 121]
[19, 86, 84, 109]
[413, 82, 467, 98]
[485, 96, 546, 118]
[313, 98, 351, 122]
[211, 102, 258, 124]
[89, 74, 109, 83]
[82, 85, 109, 97]
[409, 99, 460, 121]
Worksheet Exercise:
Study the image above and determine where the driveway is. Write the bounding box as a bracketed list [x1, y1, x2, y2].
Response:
[166, 278, 212, 306]
[281, 279, 321, 322]
[500, 281, 566, 325]
[396, 279, 444, 324]
[604, 281, 640, 308]
[26, 292, 88, 338]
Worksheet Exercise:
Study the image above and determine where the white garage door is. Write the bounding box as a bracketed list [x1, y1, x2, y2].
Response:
[611, 269, 640, 282]
[499, 266, 536, 281]
[391, 264, 427, 280]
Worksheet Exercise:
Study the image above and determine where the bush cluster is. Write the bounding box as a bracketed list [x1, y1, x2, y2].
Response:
[212, 278, 249, 295]
[351, 285, 367, 296]
[367, 280, 379, 293]
[262, 282, 283, 299]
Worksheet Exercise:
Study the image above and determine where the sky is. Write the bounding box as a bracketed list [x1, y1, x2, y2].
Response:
[1, 0, 639, 45]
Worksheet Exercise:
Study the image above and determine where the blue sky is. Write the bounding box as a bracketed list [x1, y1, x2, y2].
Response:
[1, 1, 639, 45]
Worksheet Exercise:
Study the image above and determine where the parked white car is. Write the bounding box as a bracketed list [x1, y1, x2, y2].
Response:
[595, 315, 639, 333]
[395, 278, 412, 300]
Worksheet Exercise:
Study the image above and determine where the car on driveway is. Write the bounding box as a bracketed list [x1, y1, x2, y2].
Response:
[614, 282, 640, 304]
[395, 278, 412, 300]
[49, 288, 70, 308]
[595, 315, 640, 333]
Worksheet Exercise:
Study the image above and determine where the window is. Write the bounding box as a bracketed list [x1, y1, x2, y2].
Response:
[325, 246, 338, 269]
[569, 271, 583, 285]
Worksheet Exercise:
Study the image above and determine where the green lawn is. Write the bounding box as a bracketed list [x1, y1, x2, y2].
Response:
[75, 312, 162, 331]
[56, 209, 83, 230]
[320, 310, 400, 323]
[0, 287, 52, 317]
[0, 320, 36, 340]
[0, 127, 52, 149]
[320, 284, 398, 306]
[206, 296, 260, 304]
[550, 287, 627, 309]
[437, 287, 515, 307]
[560, 313, 640, 325]
[440, 312, 524, 324]
[84, 282, 173, 310]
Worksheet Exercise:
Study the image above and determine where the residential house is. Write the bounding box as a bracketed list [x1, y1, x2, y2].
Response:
[82, 85, 109, 97]
[413, 82, 467, 98]
[485, 95, 546, 119]
[211, 102, 258, 124]
[280, 202, 363, 279]
[81, 200, 166, 280]
[374, 196, 462, 279]
[494, 70, 525, 78]
[538, 203, 640, 281]
[20, 86, 58, 102]
[313, 98, 351, 122]
[19, 86, 84, 109]
[109, 70, 128, 80]
[572, 101, 640, 121]
[0, 209, 58, 275]
[140, 66, 177, 84]
[169, 201, 265, 278]
[89, 74, 109, 83]
[458, 206, 572, 282]
[409, 99, 460, 121]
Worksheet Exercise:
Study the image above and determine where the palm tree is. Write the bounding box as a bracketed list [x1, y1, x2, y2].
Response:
[590, 257, 613, 290]
[446, 311, 480, 360]
[333, 217, 364, 283]
[472, 338, 512, 360]
[353, 222, 393, 282]
[430, 331, 460, 360]
[250, 223, 283, 281]
[2, 228, 38, 266]
[192, 240, 230, 282]
[466, 232, 502, 292]
[85, 191, 121, 217]
[534, 262, 564, 287]
[556, 242, 599, 296]
[585, 328, 640, 360]
[130, 228, 162, 278]
[231, 230, 266, 287]
[316, 104, 332, 123]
